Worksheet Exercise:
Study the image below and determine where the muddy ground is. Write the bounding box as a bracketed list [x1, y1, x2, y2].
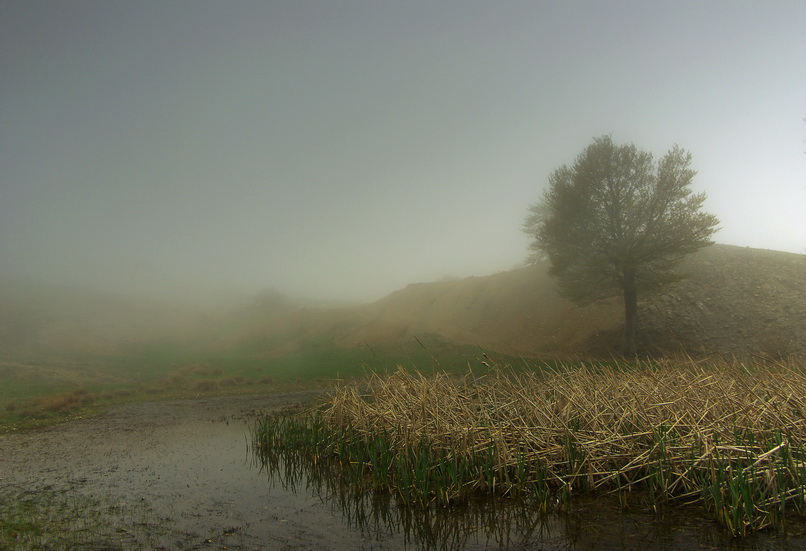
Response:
[0, 391, 356, 550]
[2, 392, 805, 551]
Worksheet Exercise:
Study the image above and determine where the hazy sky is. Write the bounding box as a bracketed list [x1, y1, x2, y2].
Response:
[2, 1, 805, 302]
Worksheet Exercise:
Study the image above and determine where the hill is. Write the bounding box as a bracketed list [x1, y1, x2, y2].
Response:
[639, 245, 805, 358]
[269, 244, 806, 359]
[1, 245, 804, 368]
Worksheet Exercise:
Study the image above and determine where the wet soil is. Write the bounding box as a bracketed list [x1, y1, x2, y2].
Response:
[0, 391, 334, 549]
[2, 392, 806, 550]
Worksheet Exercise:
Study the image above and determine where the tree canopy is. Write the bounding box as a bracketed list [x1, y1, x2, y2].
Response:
[524, 136, 720, 354]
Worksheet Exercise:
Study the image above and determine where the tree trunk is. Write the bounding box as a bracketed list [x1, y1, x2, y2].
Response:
[622, 268, 638, 356]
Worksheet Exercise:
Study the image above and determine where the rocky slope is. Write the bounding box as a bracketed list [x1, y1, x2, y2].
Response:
[640, 245, 806, 358]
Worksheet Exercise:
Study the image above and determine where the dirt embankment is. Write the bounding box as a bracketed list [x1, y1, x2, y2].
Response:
[640, 246, 806, 357]
[317, 244, 806, 359]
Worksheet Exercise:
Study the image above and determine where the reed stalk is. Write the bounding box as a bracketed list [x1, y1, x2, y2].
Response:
[251, 356, 806, 536]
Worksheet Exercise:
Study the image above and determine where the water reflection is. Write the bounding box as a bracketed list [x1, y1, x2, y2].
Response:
[339, 493, 556, 551]
[251, 446, 806, 551]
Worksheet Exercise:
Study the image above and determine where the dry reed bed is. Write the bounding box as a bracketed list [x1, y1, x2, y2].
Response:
[337, 362, 804, 458]
[253, 358, 806, 535]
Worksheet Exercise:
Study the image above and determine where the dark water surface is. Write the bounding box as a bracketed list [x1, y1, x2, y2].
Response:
[250, 449, 806, 551]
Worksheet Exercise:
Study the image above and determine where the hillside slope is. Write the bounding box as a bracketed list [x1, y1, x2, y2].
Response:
[640, 245, 805, 357]
[323, 244, 806, 358]
[2, 245, 803, 364]
[333, 265, 621, 356]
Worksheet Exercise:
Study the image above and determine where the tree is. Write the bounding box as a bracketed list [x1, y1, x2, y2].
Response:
[523, 136, 719, 355]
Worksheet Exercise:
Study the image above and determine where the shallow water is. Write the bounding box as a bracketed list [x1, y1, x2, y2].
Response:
[3, 394, 806, 550]
[249, 448, 806, 551]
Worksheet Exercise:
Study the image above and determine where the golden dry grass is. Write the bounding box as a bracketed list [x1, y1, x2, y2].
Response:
[309, 357, 806, 533]
[31, 388, 97, 413]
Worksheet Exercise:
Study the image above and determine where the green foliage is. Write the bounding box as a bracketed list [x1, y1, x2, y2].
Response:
[0, 489, 129, 549]
[524, 135, 719, 304]
[524, 136, 719, 353]
[0, 333, 515, 432]
[251, 413, 554, 510]
[0, 486, 200, 549]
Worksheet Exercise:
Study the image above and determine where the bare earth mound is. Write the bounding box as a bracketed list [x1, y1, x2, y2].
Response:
[313, 244, 806, 359]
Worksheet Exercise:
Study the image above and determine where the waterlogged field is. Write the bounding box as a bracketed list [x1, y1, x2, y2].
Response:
[4, 357, 806, 550]
[252, 357, 806, 538]
[0, 337, 488, 432]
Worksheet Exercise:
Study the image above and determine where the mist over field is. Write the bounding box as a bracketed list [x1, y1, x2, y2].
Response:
[1, 1, 804, 305]
[5, 9, 806, 548]
[1, 3, 805, 407]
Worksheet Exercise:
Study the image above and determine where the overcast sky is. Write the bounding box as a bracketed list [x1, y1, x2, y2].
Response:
[2, 1, 804, 302]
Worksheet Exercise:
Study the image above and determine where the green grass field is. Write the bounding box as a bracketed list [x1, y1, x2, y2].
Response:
[0, 334, 517, 432]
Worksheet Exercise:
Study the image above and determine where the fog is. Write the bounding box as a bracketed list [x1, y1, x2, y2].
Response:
[2, 1, 804, 304]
